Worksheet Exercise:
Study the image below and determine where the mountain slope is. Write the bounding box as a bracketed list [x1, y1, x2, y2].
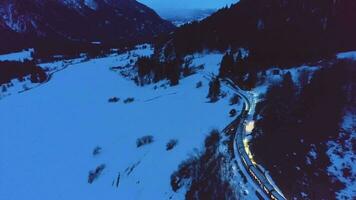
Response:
[156, 0, 356, 66]
[0, 0, 174, 53]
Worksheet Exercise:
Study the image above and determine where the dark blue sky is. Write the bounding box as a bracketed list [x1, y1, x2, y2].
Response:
[138, 0, 238, 10]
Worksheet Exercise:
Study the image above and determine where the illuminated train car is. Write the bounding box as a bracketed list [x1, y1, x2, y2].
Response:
[261, 179, 274, 195]
[235, 103, 285, 199]
[237, 139, 285, 200]
[249, 166, 285, 200]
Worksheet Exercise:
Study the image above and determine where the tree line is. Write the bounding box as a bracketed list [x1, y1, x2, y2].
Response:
[135, 55, 197, 86]
[0, 61, 47, 85]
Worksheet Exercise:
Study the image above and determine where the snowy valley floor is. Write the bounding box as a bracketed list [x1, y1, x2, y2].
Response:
[0, 47, 249, 200]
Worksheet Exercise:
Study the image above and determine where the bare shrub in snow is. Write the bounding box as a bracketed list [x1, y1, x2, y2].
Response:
[108, 97, 120, 103]
[136, 135, 154, 148]
[196, 81, 203, 88]
[229, 109, 237, 117]
[124, 97, 135, 104]
[92, 146, 102, 156]
[88, 164, 106, 184]
[220, 91, 227, 99]
[229, 94, 240, 105]
[166, 139, 178, 151]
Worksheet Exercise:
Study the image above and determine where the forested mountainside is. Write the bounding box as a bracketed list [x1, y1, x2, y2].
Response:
[155, 0, 356, 67]
[251, 60, 355, 199]
[0, 0, 174, 53]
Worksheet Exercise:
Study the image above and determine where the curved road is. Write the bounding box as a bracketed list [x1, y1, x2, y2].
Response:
[222, 78, 286, 200]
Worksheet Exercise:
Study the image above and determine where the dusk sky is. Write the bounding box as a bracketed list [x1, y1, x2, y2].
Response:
[137, 0, 238, 10]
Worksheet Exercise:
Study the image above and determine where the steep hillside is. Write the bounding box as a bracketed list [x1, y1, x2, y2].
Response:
[0, 0, 174, 53]
[250, 57, 355, 199]
[156, 0, 356, 67]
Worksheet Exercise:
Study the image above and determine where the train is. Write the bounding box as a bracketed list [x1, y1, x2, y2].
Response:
[238, 144, 285, 199]
[227, 86, 285, 200]
[236, 117, 285, 199]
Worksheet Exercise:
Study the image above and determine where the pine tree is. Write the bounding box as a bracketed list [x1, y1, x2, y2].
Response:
[219, 52, 234, 78]
[167, 60, 180, 86]
[207, 76, 221, 102]
[232, 56, 247, 81]
[244, 70, 257, 90]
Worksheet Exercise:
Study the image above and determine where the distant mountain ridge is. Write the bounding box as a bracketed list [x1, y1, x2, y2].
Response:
[158, 9, 215, 27]
[0, 0, 174, 53]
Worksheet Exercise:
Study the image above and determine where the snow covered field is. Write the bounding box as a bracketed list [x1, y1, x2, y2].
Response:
[0, 47, 240, 199]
